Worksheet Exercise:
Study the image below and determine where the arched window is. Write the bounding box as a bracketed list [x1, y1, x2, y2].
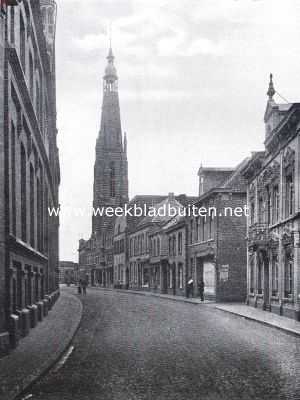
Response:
[110, 162, 115, 197]
[21, 144, 27, 242]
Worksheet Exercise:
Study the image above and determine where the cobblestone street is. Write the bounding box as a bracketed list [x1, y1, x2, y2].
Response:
[24, 288, 300, 400]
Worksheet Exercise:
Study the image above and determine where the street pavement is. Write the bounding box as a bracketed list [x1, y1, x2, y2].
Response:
[22, 287, 300, 400]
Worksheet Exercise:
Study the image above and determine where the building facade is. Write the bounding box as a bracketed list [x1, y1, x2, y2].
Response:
[59, 261, 78, 285]
[242, 75, 300, 320]
[163, 216, 187, 296]
[0, 0, 60, 354]
[128, 193, 197, 295]
[188, 162, 248, 301]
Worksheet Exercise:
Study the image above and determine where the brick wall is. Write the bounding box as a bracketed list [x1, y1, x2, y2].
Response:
[217, 193, 247, 302]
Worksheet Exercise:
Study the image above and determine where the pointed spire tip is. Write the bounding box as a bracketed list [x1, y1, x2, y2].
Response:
[267, 72, 275, 100]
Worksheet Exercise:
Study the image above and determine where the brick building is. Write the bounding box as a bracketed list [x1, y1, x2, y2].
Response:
[0, 0, 60, 353]
[113, 215, 127, 288]
[59, 261, 78, 285]
[128, 194, 197, 294]
[241, 75, 300, 320]
[188, 161, 248, 301]
[163, 216, 187, 296]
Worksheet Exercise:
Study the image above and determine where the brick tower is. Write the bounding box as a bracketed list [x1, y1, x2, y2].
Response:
[92, 47, 129, 235]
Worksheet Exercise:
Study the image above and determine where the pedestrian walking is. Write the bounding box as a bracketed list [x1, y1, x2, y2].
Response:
[198, 279, 205, 302]
[82, 279, 87, 296]
[78, 280, 82, 295]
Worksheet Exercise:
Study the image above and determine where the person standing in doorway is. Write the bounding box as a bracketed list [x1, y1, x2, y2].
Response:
[187, 277, 194, 298]
[198, 279, 205, 302]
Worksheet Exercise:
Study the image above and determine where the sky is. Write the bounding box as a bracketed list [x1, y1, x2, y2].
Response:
[55, 0, 300, 261]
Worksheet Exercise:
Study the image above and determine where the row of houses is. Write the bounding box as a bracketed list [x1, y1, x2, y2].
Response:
[79, 162, 248, 303]
[79, 49, 300, 321]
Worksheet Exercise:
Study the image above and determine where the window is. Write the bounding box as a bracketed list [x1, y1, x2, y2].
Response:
[284, 254, 293, 298]
[11, 122, 16, 235]
[35, 78, 41, 123]
[250, 260, 255, 293]
[271, 256, 278, 296]
[258, 197, 264, 224]
[266, 186, 271, 225]
[195, 217, 199, 242]
[26, 265, 32, 305]
[10, 6, 15, 44]
[171, 235, 175, 256]
[48, 8, 54, 24]
[201, 217, 205, 241]
[272, 185, 279, 223]
[29, 52, 34, 99]
[16, 262, 22, 309]
[20, 12, 26, 72]
[42, 8, 47, 23]
[109, 162, 115, 197]
[21, 144, 27, 242]
[169, 266, 173, 289]
[30, 164, 35, 247]
[208, 215, 213, 239]
[285, 174, 294, 217]
[190, 220, 193, 244]
[169, 237, 172, 256]
[178, 264, 183, 289]
[250, 202, 255, 225]
[190, 257, 194, 277]
[37, 177, 42, 251]
[178, 232, 182, 255]
[157, 237, 160, 256]
[38, 168, 44, 253]
[257, 261, 263, 294]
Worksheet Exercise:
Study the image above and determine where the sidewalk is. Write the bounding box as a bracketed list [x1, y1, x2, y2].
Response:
[0, 289, 82, 400]
[215, 303, 300, 337]
[95, 287, 300, 337]
[91, 286, 213, 305]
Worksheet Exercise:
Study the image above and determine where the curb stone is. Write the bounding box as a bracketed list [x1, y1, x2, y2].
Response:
[0, 291, 83, 400]
[215, 306, 300, 338]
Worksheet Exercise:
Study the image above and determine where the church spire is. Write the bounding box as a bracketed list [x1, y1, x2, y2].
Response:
[93, 46, 129, 235]
[103, 46, 118, 92]
[267, 73, 275, 101]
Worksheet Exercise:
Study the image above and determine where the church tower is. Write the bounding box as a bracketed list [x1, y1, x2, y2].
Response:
[92, 47, 129, 235]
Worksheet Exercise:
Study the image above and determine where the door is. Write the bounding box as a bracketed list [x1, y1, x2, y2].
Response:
[263, 256, 270, 309]
[203, 262, 216, 298]
[196, 258, 203, 297]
